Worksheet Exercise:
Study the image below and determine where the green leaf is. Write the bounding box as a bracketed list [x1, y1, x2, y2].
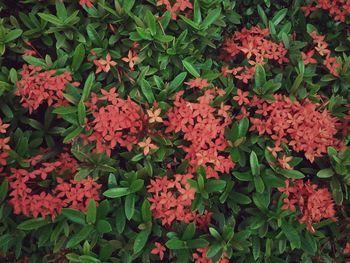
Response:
[72, 43, 85, 71]
[129, 179, 144, 193]
[123, 0, 135, 13]
[182, 60, 200, 77]
[133, 228, 151, 254]
[145, 10, 156, 36]
[4, 29, 22, 43]
[66, 225, 93, 248]
[254, 64, 266, 90]
[279, 169, 305, 179]
[103, 187, 130, 198]
[38, 13, 63, 26]
[316, 168, 334, 178]
[207, 243, 222, 258]
[168, 72, 187, 94]
[124, 194, 135, 220]
[141, 200, 152, 222]
[186, 239, 209, 249]
[257, 5, 268, 27]
[63, 126, 83, 143]
[205, 180, 226, 193]
[238, 117, 249, 137]
[165, 239, 187, 250]
[331, 177, 343, 205]
[62, 208, 86, 225]
[281, 221, 301, 249]
[17, 218, 50, 230]
[193, 0, 202, 24]
[140, 78, 155, 103]
[254, 176, 265, 193]
[201, 8, 221, 29]
[252, 236, 261, 260]
[22, 56, 47, 68]
[82, 73, 95, 102]
[116, 208, 126, 234]
[272, 8, 288, 26]
[87, 24, 102, 46]
[250, 151, 260, 176]
[86, 199, 96, 224]
[182, 223, 196, 240]
[53, 106, 77, 115]
[78, 100, 86, 126]
[0, 181, 8, 203]
[96, 220, 112, 234]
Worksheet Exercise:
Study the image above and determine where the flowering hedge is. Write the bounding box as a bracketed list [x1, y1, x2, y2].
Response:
[0, 0, 349, 262]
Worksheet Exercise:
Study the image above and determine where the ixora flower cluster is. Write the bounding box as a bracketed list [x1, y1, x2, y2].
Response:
[220, 26, 289, 83]
[1, 0, 350, 262]
[6, 152, 101, 219]
[16, 65, 79, 113]
[248, 94, 345, 163]
[278, 180, 336, 233]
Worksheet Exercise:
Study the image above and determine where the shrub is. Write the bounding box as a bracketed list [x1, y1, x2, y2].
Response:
[0, 0, 349, 262]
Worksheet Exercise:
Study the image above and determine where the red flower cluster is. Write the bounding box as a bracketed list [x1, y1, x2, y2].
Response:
[156, 0, 193, 20]
[147, 174, 212, 228]
[84, 88, 145, 155]
[16, 64, 79, 113]
[220, 26, 289, 83]
[7, 153, 101, 219]
[278, 180, 336, 233]
[306, 31, 342, 77]
[249, 94, 345, 162]
[193, 247, 229, 263]
[164, 89, 234, 179]
[0, 118, 10, 173]
[302, 1, 350, 22]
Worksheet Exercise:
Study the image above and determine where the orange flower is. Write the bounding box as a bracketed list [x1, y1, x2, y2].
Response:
[138, 137, 158, 155]
[147, 108, 163, 123]
[93, 53, 117, 74]
[122, 49, 139, 70]
[151, 242, 166, 260]
[278, 155, 293, 170]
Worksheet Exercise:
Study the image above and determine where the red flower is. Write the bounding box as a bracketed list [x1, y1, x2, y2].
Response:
[79, 0, 93, 8]
[185, 78, 209, 89]
[93, 53, 117, 74]
[301, 50, 317, 65]
[233, 89, 249, 106]
[151, 242, 166, 260]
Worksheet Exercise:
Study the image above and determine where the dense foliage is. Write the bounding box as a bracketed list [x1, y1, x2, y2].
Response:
[0, 0, 349, 262]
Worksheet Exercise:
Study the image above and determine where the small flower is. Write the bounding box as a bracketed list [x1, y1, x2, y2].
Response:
[93, 53, 117, 74]
[122, 49, 139, 70]
[147, 108, 163, 123]
[184, 78, 209, 89]
[278, 155, 293, 170]
[138, 137, 158, 155]
[151, 242, 166, 260]
[233, 89, 249, 106]
[301, 50, 317, 65]
[79, 0, 93, 8]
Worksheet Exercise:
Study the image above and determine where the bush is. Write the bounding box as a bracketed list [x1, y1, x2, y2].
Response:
[0, 0, 349, 262]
